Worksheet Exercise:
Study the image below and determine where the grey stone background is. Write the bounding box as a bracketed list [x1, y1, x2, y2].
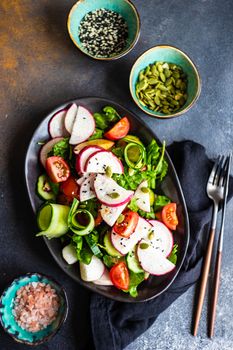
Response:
[0, 0, 233, 349]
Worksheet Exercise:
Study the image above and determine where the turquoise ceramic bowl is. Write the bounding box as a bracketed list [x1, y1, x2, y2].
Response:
[0, 273, 68, 346]
[67, 0, 140, 60]
[129, 45, 201, 118]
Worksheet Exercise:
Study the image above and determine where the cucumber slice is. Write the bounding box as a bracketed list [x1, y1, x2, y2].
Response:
[37, 174, 55, 201]
[126, 246, 144, 273]
[103, 231, 121, 257]
[37, 203, 70, 239]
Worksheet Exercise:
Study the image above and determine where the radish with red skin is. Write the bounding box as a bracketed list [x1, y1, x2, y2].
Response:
[134, 180, 151, 212]
[94, 174, 133, 207]
[80, 255, 105, 282]
[137, 239, 175, 275]
[64, 103, 78, 133]
[76, 174, 89, 186]
[80, 174, 96, 202]
[40, 137, 63, 168]
[111, 217, 152, 255]
[93, 268, 113, 286]
[100, 203, 127, 227]
[48, 109, 70, 138]
[76, 146, 103, 174]
[148, 220, 174, 257]
[69, 106, 95, 145]
[85, 150, 124, 174]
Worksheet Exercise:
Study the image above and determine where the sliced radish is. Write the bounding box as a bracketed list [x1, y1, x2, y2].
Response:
[94, 174, 133, 207]
[100, 203, 127, 227]
[77, 174, 89, 186]
[69, 106, 95, 145]
[76, 146, 103, 174]
[148, 220, 174, 257]
[85, 150, 123, 174]
[80, 255, 105, 282]
[134, 180, 150, 212]
[137, 239, 175, 275]
[65, 103, 78, 133]
[80, 174, 96, 202]
[62, 244, 78, 264]
[49, 109, 70, 138]
[93, 268, 113, 286]
[40, 137, 63, 168]
[111, 217, 152, 255]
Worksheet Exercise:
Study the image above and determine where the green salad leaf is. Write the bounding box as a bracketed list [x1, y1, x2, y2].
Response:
[78, 198, 99, 219]
[168, 244, 178, 265]
[127, 272, 145, 297]
[88, 128, 104, 140]
[49, 137, 70, 159]
[103, 255, 121, 268]
[154, 195, 171, 212]
[93, 106, 120, 130]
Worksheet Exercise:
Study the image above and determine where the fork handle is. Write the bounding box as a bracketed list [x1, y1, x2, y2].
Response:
[208, 250, 222, 338]
[193, 227, 215, 336]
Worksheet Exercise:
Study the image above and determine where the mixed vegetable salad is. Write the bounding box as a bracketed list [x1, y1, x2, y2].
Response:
[36, 103, 179, 297]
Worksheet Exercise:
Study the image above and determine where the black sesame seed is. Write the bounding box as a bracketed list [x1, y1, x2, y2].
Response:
[78, 8, 128, 58]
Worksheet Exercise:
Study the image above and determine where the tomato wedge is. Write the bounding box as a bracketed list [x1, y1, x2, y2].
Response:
[113, 210, 139, 238]
[46, 156, 70, 183]
[162, 203, 178, 230]
[110, 262, 129, 290]
[60, 176, 79, 198]
[104, 117, 130, 141]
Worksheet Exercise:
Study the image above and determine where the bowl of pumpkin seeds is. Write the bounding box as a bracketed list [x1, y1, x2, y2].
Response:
[129, 45, 201, 118]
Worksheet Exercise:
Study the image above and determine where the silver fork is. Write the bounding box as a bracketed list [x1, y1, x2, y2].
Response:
[193, 155, 227, 336]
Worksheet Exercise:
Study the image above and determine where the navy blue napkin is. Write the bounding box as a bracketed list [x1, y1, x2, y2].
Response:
[90, 140, 233, 350]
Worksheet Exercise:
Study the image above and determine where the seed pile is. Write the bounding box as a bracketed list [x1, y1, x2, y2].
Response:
[136, 62, 188, 114]
[13, 282, 60, 332]
[78, 9, 128, 57]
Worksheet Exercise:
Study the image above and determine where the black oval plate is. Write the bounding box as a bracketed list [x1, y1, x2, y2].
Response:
[25, 97, 189, 303]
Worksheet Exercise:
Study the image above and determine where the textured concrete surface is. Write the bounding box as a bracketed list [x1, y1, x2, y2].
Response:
[0, 0, 233, 349]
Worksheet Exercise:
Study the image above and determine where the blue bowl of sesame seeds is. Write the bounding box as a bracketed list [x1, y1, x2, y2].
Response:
[67, 0, 140, 60]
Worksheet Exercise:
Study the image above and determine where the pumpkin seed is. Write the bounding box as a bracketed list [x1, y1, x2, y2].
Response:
[117, 214, 125, 224]
[108, 192, 120, 199]
[160, 72, 166, 82]
[140, 242, 149, 249]
[105, 166, 112, 177]
[135, 61, 188, 114]
[141, 186, 149, 193]
[148, 231, 154, 240]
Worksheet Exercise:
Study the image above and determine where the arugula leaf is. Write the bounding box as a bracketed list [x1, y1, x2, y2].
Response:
[80, 247, 93, 265]
[79, 198, 99, 219]
[72, 235, 83, 260]
[167, 244, 178, 265]
[49, 138, 70, 159]
[138, 209, 155, 220]
[154, 195, 171, 212]
[93, 113, 109, 129]
[127, 198, 139, 212]
[103, 255, 121, 268]
[111, 146, 125, 159]
[103, 106, 120, 123]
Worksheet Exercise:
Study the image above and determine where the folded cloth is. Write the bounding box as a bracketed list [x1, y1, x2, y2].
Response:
[90, 140, 233, 350]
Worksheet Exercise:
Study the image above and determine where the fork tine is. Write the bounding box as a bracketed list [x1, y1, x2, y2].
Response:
[213, 156, 225, 186]
[208, 156, 220, 185]
[219, 156, 229, 187]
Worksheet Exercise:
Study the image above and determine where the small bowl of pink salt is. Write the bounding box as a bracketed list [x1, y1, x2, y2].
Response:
[0, 272, 68, 345]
